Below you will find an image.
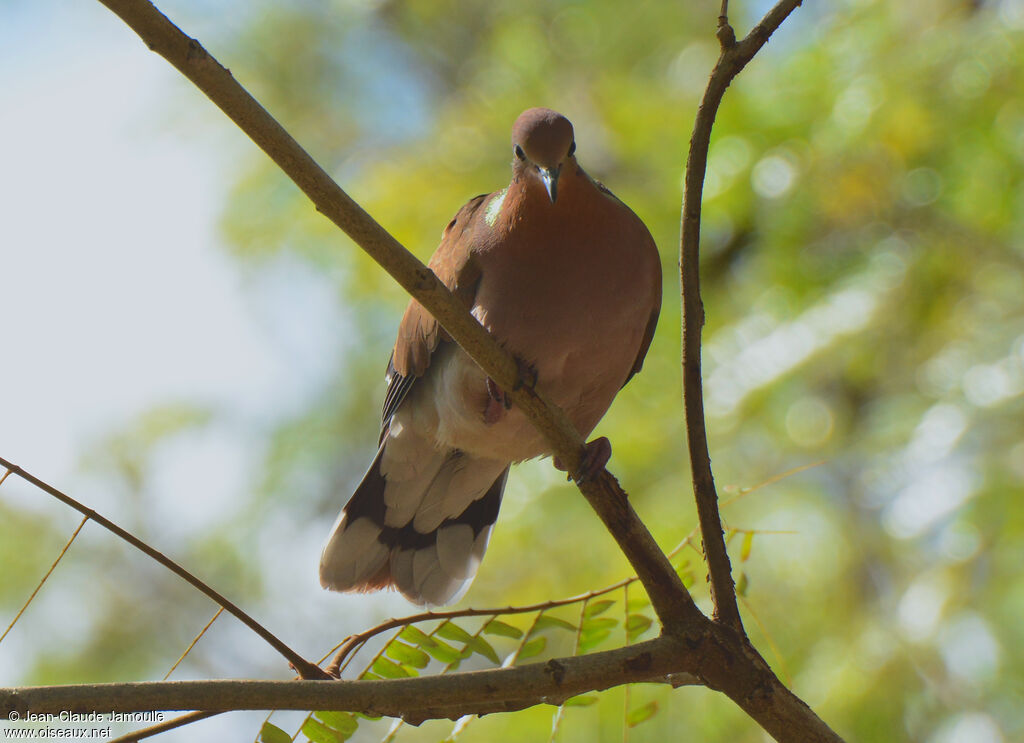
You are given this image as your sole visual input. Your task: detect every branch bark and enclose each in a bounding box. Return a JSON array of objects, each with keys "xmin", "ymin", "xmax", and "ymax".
[
  {"xmin": 2, "ymin": 632, "xmax": 842, "ymax": 742},
  {"xmin": 680, "ymin": 0, "xmax": 803, "ymax": 632}
]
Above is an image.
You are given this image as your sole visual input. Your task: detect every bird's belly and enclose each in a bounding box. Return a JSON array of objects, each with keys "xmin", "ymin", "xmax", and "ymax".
[{"xmin": 413, "ymin": 306, "xmax": 642, "ymax": 462}]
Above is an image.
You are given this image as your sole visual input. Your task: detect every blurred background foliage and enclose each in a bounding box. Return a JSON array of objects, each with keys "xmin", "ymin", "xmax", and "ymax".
[{"xmin": 2, "ymin": 0, "xmax": 1023, "ymax": 741}]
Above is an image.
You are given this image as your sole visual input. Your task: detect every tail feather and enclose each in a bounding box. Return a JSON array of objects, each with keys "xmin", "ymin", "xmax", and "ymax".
[{"xmin": 320, "ymin": 443, "xmax": 508, "ymax": 606}]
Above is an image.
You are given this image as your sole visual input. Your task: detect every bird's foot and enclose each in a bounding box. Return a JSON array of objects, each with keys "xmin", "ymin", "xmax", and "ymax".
[
  {"xmin": 511, "ymin": 356, "xmax": 539, "ymax": 391},
  {"xmin": 553, "ymin": 437, "xmax": 612, "ymax": 483},
  {"xmin": 484, "ymin": 358, "xmax": 537, "ymax": 424}
]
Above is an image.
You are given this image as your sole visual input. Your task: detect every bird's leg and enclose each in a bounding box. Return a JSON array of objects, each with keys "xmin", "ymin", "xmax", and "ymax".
[
  {"xmin": 511, "ymin": 355, "xmax": 539, "ymax": 392},
  {"xmin": 553, "ymin": 436, "xmax": 612, "ymax": 482}
]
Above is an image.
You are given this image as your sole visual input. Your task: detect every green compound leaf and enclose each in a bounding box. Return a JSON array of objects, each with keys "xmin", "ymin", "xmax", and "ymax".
[
  {"xmin": 424, "ymin": 639, "xmax": 463, "ymax": 664},
  {"xmin": 581, "ymin": 617, "xmax": 618, "ymax": 632},
  {"xmin": 578, "ymin": 629, "xmax": 612, "ymax": 653},
  {"xmin": 627, "ymin": 595, "xmax": 651, "ymax": 613},
  {"xmin": 627, "ymin": 701, "xmax": 660, "ymax": 728},
  {"xmin": 530, "ymin": 615, "xmax": 577, "ymax": 634},
  {"xmin": 436, "ymin": 621, "xmax": 474, "ymax": 645},
  {"xmin": 259, "ymin": 722, "xmax": 292, "ymax": 743},
  {"xmin": 563, "ymin": 694, "xmax": 598, "ymax": 707},
  {"xmin": 625, "ymin": 614, "xmax": 654, "ymax": 642},
  {"xmin": 372, "ymin": 657, "xmax": 414, "ymax": 678},
  {"xmin": 741, "ymin": 531, "xmax": 754, "ymax": 562},
  {"xmin": 302, "ymin": 717, "xmax": 344, "ymax": 743},
  {"xmin": 468, "ymin": 636, "xmax": 501, "ymax": 664},
  {"xmin": 314, "ymin": 711, "xmax": 358, "ymax": 737},
  {"xmin": 518, "ymin": 635, "xmax": 547, "ymax": 659},
  {"xmin": 483, "ymin": 619, "xmax": 524, "ymax": 639},
  {"xmin": 399, "ymin": 625, "xmax": 438, "ymax": 649},
  {"xmin": 385, "ymin": 640, "xmax": 431, "ymax": 669},
  {"xmin": 737, "ymin": 571, "xmax": 749, "ymax": 597},
  {"xmin": 583, "ymin": 599, "xmax": 616, "ymax": 618}
]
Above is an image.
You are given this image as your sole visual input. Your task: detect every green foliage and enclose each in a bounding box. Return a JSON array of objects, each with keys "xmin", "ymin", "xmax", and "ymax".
[
  {"xmin": 259, "ymin": 722, "xmax": 292, "ymax": 743},
  {"xmin": 627, "ymin": 701, "xmax": 659, "ymax": 728}
]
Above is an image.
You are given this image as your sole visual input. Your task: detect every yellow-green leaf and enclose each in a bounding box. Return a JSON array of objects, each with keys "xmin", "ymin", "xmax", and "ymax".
[
  {"xmin": 583, "ymin": 600, "xmax": 615, "ymax": 618},
  {"xmin": 519, "ymin": 635, "xmax": 547, "ymax": 659},
  {"xmin": 314, "ymin": 711, "xmax": 358, "ymax": 737},
  {"xmin": 627, "ymin": 701, "xmax": 659, "ymax": 727},
  {"xmin": 530, "ymin": 614, "xmax": 576, "ymax": 634},
  {"xmin": 626, "ymin": 595, "xmax": 650, "ymax": 612},
  {"xmin": 579, "ymin": 629, "xmax": 613, "ymax": 653},
  {"xmin": 302, "ymin": 717, "xmax": 343, "ymax": 743},
  {"xmin": 400, "ymin": 625, "xmax": 438, "ymax": 649},
  {"xmin": 741, "ymin": 531, "xmax": 754, "ymax": 562},
  {"xmin": 737, "ymin": 571, "xmax": 749, "ymax": 597},
  {"xmin": 385, "ymin": 640, "xmax": 430, "ymax": 669},
  {"xmin": 423, "ymin": 639, "xmax": 462, "ymax": 664},
  {"xmin": 563, "ymin": 694, "xmax": 598, "ymax": 707},
  {"xmin": 259, "ymin": 722, "xmax": 292, "ymax": 743},
  {"xmin": 581, "ymin": 617, "xmax": 618, "ymax": 632},
  {"xmin": 483, "ymin": 619, "xmax": 524, "ymax": 639},
  {"xmin": 436, "ymin": 621, "xmax": 474, "ymax": 645},
  {"xmin": 625, "ymin": 614, "xmax": 653, "ymax": 641},
  {"xmin": 467, "ymin": 635, "xmax": 501, "ymax": 664},
  {"xmin": 372, "ymin": 657, "xmax": 413, "ymax": 678}
]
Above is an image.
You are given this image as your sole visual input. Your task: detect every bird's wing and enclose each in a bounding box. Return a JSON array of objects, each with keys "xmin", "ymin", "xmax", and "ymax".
[
  {"xmin": 623, "ymin": 255, "xmax": 662, "ymax": 388},
  {"xmin": 379, "ymin": 193, "xmax": 489, "ymax": 440}
]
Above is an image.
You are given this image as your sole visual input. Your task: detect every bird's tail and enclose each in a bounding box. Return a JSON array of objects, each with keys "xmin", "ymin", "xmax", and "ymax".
[{"xmin": 319, "ymin": 442, "xmax": 509, "ymax": 606}]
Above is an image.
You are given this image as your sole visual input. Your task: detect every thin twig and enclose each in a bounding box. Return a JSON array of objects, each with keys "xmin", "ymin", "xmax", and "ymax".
[
  {"xmin": 107, "ymin": 711, "xmax": 217, "ymax": 743},
  {"xmin": 110, "ymin": 610, "xmax": 227, "ymax": 740},
  {"xmin": 326, "ymin": 527, "xmax": 703, "ymax": 677},
  {"xmin": 93, "ymin": 0, "xmax": 696, "ymax": 635},
  {"xmin": 328, "ymin": 578, "xmax": 636, "ymax": 676},
  {"xmin": 679, "ymin": 0, "xmax": 803, "ymax": 632},
  {"xmin": 721, "ymin": 460, "xmax": 824, "ymax": 507},
  {"xmin": 0, "ymin": 456, "xmax": 328, "ymax": 680},
  {"xmin": 0, "ymin": 516, "xmax": 88, "ymax": 646},
  {"xmin": 163, "ymin": 607, "xmax": 224, "ymax": 680}
]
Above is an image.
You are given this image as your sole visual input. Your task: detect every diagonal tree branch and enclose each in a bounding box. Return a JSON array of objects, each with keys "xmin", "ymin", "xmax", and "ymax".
[
  {"xmin": 0, "ymin": 457, "xmax": 328, "ymax": 680},
  {"xmin": 680, "ymin": 0, "xmax": 804, "ymax": 632},
  {"xmin": 93, "ymin": 0, "xmax": 698, "ymax": 633}
]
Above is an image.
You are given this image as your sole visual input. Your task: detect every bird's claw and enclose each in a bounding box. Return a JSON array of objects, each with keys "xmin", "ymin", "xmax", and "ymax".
[
  {"xmin": 553, "ymin": 437, "xmax": 612, "ymax": 483},
  {"xmin": 512, "ymin": 356, "xmax": 539, "ymax": 392},
  {"xmin": 484, "ymin": 357, "xmax": 537, "ymax": 424}
]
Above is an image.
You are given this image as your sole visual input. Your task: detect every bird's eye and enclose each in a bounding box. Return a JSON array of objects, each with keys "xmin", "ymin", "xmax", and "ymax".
[
  {"xmin": 514, "ymin": 144, "xmax": 526, "ymax": 161},
  {"xmin": 568, "ymin": 141, "xmax": 576, "ymax": 157}
]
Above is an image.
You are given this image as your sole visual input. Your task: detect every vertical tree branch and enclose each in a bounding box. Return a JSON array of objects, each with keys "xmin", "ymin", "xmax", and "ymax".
[{"xmin": 680, "ymin": 0, "xmax": 803, "ymax": 632}]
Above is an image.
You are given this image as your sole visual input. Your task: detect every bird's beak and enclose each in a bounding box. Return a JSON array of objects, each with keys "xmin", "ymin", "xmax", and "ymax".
[{"xmin": 539, "ymin": 166, "xmax": 560, "ymax": 204}]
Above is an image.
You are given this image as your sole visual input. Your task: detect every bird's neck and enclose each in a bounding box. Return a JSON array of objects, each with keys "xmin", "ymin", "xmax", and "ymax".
[{"xmin": 502, "ymin": 161, "xmax": 598, "ymax": 225}]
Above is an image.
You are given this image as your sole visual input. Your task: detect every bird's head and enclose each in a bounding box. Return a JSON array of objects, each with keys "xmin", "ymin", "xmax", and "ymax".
[{"xmin": 511, "ymin": 107, "xmax": 576, "ymax": 204}]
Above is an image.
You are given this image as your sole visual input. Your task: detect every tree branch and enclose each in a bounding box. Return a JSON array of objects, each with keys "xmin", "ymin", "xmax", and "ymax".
[
  {"xmin": 0, "ymin": 458, "xmax": 328, "ymax": 681},
  {"xmin": 680, "ymin": 0, "xmax": 803, "ymax": 632},
  {"xmin": 93, "ymin": 0, "xmax": 696, "ymax": 634},
  {"xmin": 1, "ymin": 632, "xmax": 843, "ymax": 742}
]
